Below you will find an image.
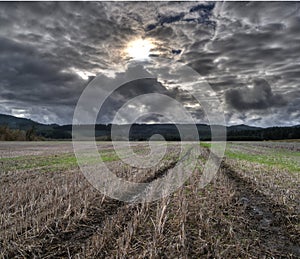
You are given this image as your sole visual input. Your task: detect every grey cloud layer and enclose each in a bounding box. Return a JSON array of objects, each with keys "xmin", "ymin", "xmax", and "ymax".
[
  {"xmin": 225, "ymin": 79, "xmax": 287, "ymax": 111},
  {"xmin": 0, "ymin": 2, "xmax": 299, "ymax": 126}
]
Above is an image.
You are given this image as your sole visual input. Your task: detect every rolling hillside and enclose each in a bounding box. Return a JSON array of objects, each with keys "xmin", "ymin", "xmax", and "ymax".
[{"xmin": 0, "ymin": 113, "xmax": 299, "ymax": 141}]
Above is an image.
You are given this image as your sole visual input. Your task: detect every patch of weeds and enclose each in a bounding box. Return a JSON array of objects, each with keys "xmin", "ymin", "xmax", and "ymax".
[{"xmin": 200, "ymin": 142, "xmax": 211, "ymax": 149}]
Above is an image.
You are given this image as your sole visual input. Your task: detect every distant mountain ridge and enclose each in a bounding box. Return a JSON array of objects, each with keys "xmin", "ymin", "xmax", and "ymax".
[{"xmin": 0, "ymin": 113, "xmax": 299, "ymax": 141}]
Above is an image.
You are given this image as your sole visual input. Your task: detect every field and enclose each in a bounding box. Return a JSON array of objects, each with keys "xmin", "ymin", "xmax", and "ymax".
[{"xmin": 0, "ymin": 141, "xmax": 299, "ymax": 258}]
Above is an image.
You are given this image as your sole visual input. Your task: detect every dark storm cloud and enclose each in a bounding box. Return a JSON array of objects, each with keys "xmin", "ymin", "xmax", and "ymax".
[
  {"xmin": 0, "ymin": 2, "xmax": 299, "ymax": 126},
  {"xmin": 98, "ymin": 78, "xmax": 169, "ymax": 123},
  {"xmin": 97, "ymin": 74, "xmax": 205, "ymax": 124},
  {"xmin": 0, "ymin": 36, "xmax": 85, "ymax": 103},
  {"xmin": 204, "ymin": 2, "xmax": 300, "ymax": 126},
  {"xmin": 0, "ymin": 1, "xmax": 216, "ymax": 124},
  {"xmin": 225, "ymin": 79, "xmax": 287, "ymax": 111},
  {"xmin": 187, "ymin": 54, "xmax": 217, "ymax": 76},
  {"xmin": 0, "ymin": 2, "xmax": 141, "ymax": 123}
]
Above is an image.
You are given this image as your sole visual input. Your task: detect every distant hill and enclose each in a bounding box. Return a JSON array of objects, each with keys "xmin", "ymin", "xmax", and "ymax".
[
  {"xmin": 0, "ymin": 113, "xmax": 299, "ymax": 141},
  {"xmin": 227, "ymin": 124, "xmax": 262, "ymax": 132},
  {"xmin": 0, "ymin": 113, "xmax": 44, "ymax": 130},
  {"xmin": 0, "ymin": 114, "xmax": 70, "ymax": 139}
]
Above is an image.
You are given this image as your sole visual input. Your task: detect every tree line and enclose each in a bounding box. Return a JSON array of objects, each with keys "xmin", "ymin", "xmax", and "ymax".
[
  {"xmin": 0, "ymin": 125, "xmax": 42, "ymax": 141},
  {"xmin": 0, "ymin": 124, "xmax": 299, "ymax": 141}
]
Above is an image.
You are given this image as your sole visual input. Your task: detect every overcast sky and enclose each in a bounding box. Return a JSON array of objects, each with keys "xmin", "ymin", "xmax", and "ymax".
[{"xmin": 0, "ymin": 2, "xmax": 299, "ymax": 127}]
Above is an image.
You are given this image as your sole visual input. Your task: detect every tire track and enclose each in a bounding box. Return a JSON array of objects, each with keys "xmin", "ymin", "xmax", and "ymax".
[
  {"xmin": 182, "ymin": 147, "xmax": 299, "ymax": 258},
  {"xmin": 220, "ymin": 162, "xmax": 300, "ymax": 258},
  {"xmin": 7, "ymin": 150, "xmax": 187, "ymax": 258}
]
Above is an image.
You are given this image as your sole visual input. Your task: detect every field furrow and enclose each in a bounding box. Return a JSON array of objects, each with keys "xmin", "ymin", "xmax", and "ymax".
[{"xmin": 221, "ymin": 163, "xmax": 300, "ymax": 257}]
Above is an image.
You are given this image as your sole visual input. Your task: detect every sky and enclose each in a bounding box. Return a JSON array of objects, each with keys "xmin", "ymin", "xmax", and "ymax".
[{"xmin": 0, "ymin": 1, "xmax": 299, "ymax": 127}]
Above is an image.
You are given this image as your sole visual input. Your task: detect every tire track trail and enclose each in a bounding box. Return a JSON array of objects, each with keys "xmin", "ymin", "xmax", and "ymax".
[
  {"xmin": 220, "ymin": 161, "xmax": 300, "ymax": 257},
  {"xmin": 182, "ymin": 147, "xmax": 299, "ymax": 258},
  {"xmin": 8, "ymin": 148, "xmax": 187, "ymax": 258}
]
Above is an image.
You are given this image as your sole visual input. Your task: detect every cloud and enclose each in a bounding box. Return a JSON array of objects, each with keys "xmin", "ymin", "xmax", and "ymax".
[
  {"xmin": 0, "ymin": 2, "xmax": 299, "ymax": 127},
  {"xmin": 225, "ymin": 78, "xmax": 287, "ymax": 111},
  {"xmin": 98, "ymin": 77, "xmax": 168, "ymax": 124},
  {"xmin": 96, "ymin": 65, "xmax": 206, "ymax": 124}
]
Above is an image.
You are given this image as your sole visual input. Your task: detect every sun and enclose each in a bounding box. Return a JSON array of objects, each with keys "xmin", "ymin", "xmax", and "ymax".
[{"xmin": 126, "ymin": 38, "xmax": 154, "ymax": 61}]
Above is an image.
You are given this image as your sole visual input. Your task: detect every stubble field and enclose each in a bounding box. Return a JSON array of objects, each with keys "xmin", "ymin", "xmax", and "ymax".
[{"xmin": 0, "ymin": 141, "xmax": 299, "ymax": 258}]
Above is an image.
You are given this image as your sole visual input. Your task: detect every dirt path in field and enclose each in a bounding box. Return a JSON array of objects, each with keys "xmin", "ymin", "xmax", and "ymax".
[
  {"xmin": 36, "ymin": 148, "xmax": 196, "ymax": 258},
  {"xmin": 181, "ymin": 147, "xmax": 299, "ymax": 258},
  {"xmin": 9, "ymin": 156, "xmax": 182, "ymax": 258},
  {"xmin": 220, "ymin": 162, "xmax": 300, "ymax": 258}
]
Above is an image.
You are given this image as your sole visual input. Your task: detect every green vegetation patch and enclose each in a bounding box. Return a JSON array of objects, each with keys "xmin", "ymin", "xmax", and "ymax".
[
  {"xmin": 225, "ymin": 149, "xmax": 300, "ymax": 173},
  {"xmin": 200, "ymin": 142, "xmax": 211, "ymax": 148},
  {"xmin": 0, "ymin": 151, "xmax": 120, "ymax": 172}
]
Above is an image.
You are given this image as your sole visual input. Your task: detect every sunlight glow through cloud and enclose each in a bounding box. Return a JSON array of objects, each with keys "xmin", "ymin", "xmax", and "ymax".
[{"xmin": 126, "ymin": 38, "xmax": 154, "ymax": 61}]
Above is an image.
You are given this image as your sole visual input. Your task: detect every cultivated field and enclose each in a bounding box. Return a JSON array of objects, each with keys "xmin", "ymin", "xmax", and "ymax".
[{"xmin": 0, "ymin": 141, "xmax": 299, "ymax": 258}]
